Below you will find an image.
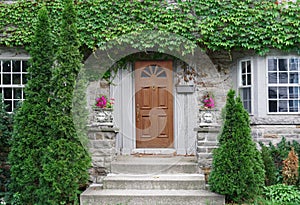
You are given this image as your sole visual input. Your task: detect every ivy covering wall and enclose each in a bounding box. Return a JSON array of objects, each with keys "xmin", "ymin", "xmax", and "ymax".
[{"xmin": 0, "ymin": 0, "xmax": 300, "ymax": 55}]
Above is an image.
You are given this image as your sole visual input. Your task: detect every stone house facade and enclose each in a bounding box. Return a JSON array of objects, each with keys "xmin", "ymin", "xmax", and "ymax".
[{"xmin": 1, "ymin": 46, "xmax": 300, "ymax": 182}]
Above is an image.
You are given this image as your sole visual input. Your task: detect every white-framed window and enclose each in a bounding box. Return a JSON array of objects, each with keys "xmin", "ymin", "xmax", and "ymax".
[
  {"xmin": 267, "ymin": 57, "xmax": 300, "ymax": 113},
  {"xmin": 239, "ymin": 59, "xmax": 252, "ymax": 113},
  {"xmin": 0, "ymin": 59, "xmax": 29, "ymax": 112}
]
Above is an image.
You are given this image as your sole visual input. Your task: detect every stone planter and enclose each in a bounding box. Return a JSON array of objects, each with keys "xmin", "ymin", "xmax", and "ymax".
[
  {"xmin": 199, "ymin": 109, "xmax": 218, "ymax": 127},
  {"xmin": 93, "ymin": 108, "xmax": 114, "ymax": 127}
]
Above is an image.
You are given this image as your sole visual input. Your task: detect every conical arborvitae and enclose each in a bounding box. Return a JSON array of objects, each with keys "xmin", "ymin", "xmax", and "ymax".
[
  {"xmin": 8, "ymin": 7, "xmax": 54, "ymax": 204},
  {"xmin": 209, "ymin": 89, "xmax": 265, "ymax": 203},
  {"xmin": 40, "ymin": 0, "xmax": 91, "ymax": 204},
  {"xmin": 0, "ymin": 96, "xmax": 12, "ymax": 196}
]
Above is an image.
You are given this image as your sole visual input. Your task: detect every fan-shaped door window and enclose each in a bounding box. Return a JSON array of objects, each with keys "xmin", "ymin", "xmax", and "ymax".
[{"xmin": 141, "ymin": 65, "xmax": 167, "ymax": 78}]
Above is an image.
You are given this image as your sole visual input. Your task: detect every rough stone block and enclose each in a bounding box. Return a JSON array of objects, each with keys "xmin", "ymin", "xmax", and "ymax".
[
  {"xmin": 95, "ymin": 132, "xmax": 104, "ymax": 140},
  {"xmin": 263, "ymin": 134, "xmax": 278, "ymax": 138},
  {"xmin": 88, "ymin": 133, "xmax": 96, "ymax": 140},
  {"xmin": 197, "ymin": 153, "xmax": 212, "ymax": 159},
  {"xmin": 93, "ymin": 140, "xmax": 112, "ymax": 149},
  {"xmin": 197, "ymin": 133, "xmax": 205, "ymax": 141},
  {"xmin": 198, "ymin": 141, "xmax": 218, "ymax": 146},
  {"xmin": 197, "ymin": 147, "xmax": 207, "ymax": 153},
  {"xmin": 104, "ymin": 132, "xmax": 115, "ymax": 140},
  {"xmin": 207, "ymin": 135, "xmax": 217, "ymax": 141}
]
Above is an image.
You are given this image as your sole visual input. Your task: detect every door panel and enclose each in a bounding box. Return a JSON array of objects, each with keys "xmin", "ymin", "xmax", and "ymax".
[{"xmin": 135, "ymin": 61, "xmax": 173, "ymax": 148}]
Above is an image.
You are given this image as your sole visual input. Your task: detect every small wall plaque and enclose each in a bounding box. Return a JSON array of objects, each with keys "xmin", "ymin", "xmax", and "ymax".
[{"xmin": 176, "ymin": 84, "xmax": 195, "ymax": 94}]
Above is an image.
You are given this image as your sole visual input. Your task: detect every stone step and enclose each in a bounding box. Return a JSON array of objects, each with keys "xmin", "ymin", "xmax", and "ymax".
[
  {"xmin": 103, "ymin": 174, "xmax": 206, "ymax": 190},
  {"xmin": 111, "ymin": 156, "xmax": 198, "ymax": 174},
  {"xmin": 80, "ymin": 189, "xmax": 225, "ymax": 205}
]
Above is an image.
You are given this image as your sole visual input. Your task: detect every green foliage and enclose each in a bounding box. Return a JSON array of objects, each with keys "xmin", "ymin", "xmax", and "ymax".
[
  {"xmin": 263, "ymin": 184, "xmax": 300, "ymax": 204},
  {"xmin": 0, "ymin": 96, "xmax": 12, "ymax": 195},
  {"xmin": 0, "ymin": 0, "xmax": 300, "ymax": 55},
  {"xmin": 266, "ymin": 137, "xmax": 300, "ymax": 184},
  {"xmin": 260, "ymin": 143, "xmax": 277, "ymax": 186},
  {"xmin": 209, "ymin": 89, "xmax": 265, "ymax": 203},
  {"xmin": 9, "ymin": 2, "xmax": 91, "ymax": 204},
  {"xmin": 42, "ymin": 0, "xmax": 91, "ymax": 204},
  {"xmin": 8, "ymin": 6, "xmax": 55, "ymax": 204}
]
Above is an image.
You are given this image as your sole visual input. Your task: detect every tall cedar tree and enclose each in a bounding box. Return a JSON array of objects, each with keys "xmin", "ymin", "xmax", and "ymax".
[
  {"xmin": 0, "ymin": 96, "xmax": 12, "ymax": 195},
  {"xmin": 39, "ymin": 0, "xmax": 90, "ymax": 204},
  {"xmin": 209, "ymin": 89, "xmax": 265, "ymax": 203},
  {"xmin": 8, "ymin": 7, "xmax": 54, "ymax": 204}
]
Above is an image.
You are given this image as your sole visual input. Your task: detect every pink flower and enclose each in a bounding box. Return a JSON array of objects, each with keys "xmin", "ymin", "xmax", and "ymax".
[
  {"xmin": 202, "ymin": 93, "xmax": 215, "ymax": 109},
  {"xmin": 95, "ymin": 95, "xmax": 114, "ymax": 108}
]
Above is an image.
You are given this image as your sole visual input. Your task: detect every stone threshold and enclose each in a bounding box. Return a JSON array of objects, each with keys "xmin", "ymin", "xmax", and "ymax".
[{"xmin": 132, "ymin": 148, "xmax": 176, "ymax": 156}]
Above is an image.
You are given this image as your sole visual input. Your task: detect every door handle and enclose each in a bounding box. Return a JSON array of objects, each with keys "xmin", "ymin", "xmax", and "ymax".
[{"xmin": 136, "ymin": 104, "xmax": 140, "ymax": 122}]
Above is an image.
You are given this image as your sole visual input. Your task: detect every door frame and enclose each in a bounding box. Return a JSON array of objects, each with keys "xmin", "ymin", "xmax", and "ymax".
[{"xmin": 112, "ymin": 60, "xmax": 196, "ymax": 155}]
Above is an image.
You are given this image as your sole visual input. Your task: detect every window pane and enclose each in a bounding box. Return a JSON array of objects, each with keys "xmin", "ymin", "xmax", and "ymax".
[
  {"xmin": 3, "ymin": 61, "xmax": 11, "ymax": 72},
  {"xmin": 279, "ymin": 100, "xmax": 288, "ymax": 112},
  {"xmin": 269, "ymin": 87, "xmax": 277, "ymax": 99},
  {"xmin": 241, "ymin": 62, "xmax": 246, "ymax": 73},
  {"xmin": 14, "ymin": 88, "xmax": 22, "ymax": 99},
  {"xmin": 240, "ymin": 87, "xmax": 251, "ymax": 113},
  {"xmin": 22, "ymin": 61, "xmax": 29, "ymax": 72},
  {"xmin": 290, "ymin": 72, "xmax": 298, "ymax": 83},
  {"xmin": 242, "ymin": 87, "xmax": 251, "ymax": 100},
  {"xmin": 279, "ymin": 87, "xmax": 288, "ymax": 99},
  {"xmin": 289, "ymin": 87, "xmax": 299, "ymax": 99},
  {"xmin": 14, "ymin": 100, "xmax": 22, "ymax": 110},
  {"xmin": 4, "ymin": 100, "xmax": 12, "ymax": 112},
  {"xmin": 279, "ymin": 72, "xmax": 288, "ymax": 83},
  {"xmin": 4, "ymin": 88, "xmax": 12, "ymax": 99},
  {"xmin": 279, "ymin": 59, "xmax": 288, "ymax": 71},
  {"xmin": 13, "ymin": 74, "xmax": 21, "ymax": 84},
  {"xmin": 12, "ymin": 61, "xmax": 21, "ymax": 72},
  {"xmin": 268, "ymin": 73, "xmax": 277, "ymax": 83},
  {"xmin": 290, "ymin": 58, "xmax": 299, "ymax": 71},
  {"xmin": 22, "ymin": 74, "xmax": 27, "ymax": 84},
  {"xmin": 242, "ymin": 74, "xmax": 246, "ymax": 85},
  {"xmin": 3, "ymin": 74, "xmax": 11, "ymax": 84},
  {"xmin": 269, "ymin": 100, "xmax": 277, "ymax": 112},
  {"xmin": 247, "ymin": 74, "xmax": 251, "ymax": 85},
  {"xmin": 268, "ymin": 59, "xmax": 277, "ymax": 71},
  {"xmin": 247, "ymin": 61, "xmax": 251, "ymax": 73},
  {"xmin": 289, "ymin": 100, "xmax": 298, "ymax": 112}
]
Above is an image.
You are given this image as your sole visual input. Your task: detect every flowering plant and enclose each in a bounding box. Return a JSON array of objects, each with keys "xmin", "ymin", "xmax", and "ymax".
[
  {"xmin": 202, "ymin": 92, "xmax": 215, "ymax": 109},
  {"xmin": 95, "ymin": 95, "xmax": 114, "ymax": 109}
]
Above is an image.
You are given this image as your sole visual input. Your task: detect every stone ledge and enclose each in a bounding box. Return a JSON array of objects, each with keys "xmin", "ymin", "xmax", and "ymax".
[
  {"xmin": 194, "ymin": 126, "xmax": 221, "ymax": 133},
  {"xmin": 87, "ymin": 125, "xmax": 119, "ymax": 133}
]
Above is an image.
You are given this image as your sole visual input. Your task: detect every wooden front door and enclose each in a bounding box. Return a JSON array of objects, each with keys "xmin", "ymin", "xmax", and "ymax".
[{"xmin": 135, "ymin": 61, "xmax": 173, "ymax": 148}]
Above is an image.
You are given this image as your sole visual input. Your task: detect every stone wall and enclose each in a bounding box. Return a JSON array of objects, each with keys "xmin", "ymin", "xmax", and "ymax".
[
  {"xmin": 195, "ymin": 126, "xmax": 220, "ymax": 170},
  {"xmin": 87, "ymin": 126, "xmax": 118, "ymax": 184},
  {"xmin": 252, "ymin": 125, "xmax": 300, "ymax": 146}
]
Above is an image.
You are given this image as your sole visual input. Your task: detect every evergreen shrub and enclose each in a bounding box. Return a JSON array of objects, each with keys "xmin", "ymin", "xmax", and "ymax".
[
  {"xmin": 39, "ymin": 0, "xmax": 91, "ymax": 204},
  {"xmin": 0, "ymin": 96, "xmax": 12, "ymax": 197},
  {"xmin": 9, "ymin": 1, "xmax": 91, "ymax": 204},
  {"xmin": 209, "ymin": 89, "xmax": 265, "ymax": 203},
  {"xmin": 267, "ymin": 137, "xmax": 300, "ymax": 184},
  {"xmin": 8, "ymin": 6, "xmax": 55, "ymax": 204},
  {"xmin": 260, "ymin": 143, "xmax": 277, "ymax": 186}
]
